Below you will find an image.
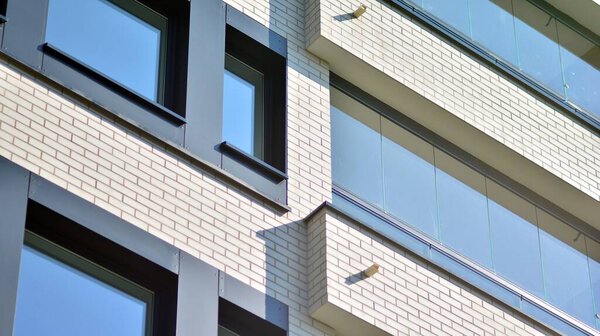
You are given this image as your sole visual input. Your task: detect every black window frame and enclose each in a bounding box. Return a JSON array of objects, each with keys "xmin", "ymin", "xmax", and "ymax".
[
  {"xmin": 1, "ymin": 0, "xmax": 289, "ymax": 208},
  {"xmin": 2, "ymin": 0, "xmax": 190, "ymax": 143},
  {"xmin": 44, "ymin": 0, "xmax": 170, "ymax": 105},
  {"xmin": 222, "ymin": 23, "xmax": 287, "ymax": 173},
  {"xmin": 215, "ymin": 5, "xmax": 288, "ymax": 204},
  {"xmin": 0, "ymin": 156, "xmax": 290, "ymax": 336},
  {"xmin": 20, "ymin": 202, "xmax": 178, "ymax": 336}
]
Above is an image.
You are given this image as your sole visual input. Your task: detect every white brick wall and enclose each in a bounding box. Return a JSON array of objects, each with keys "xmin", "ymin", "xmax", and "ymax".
[
  {"xmin": 310, "ymin": 0, "xmax": 600, "ymax": 202},
  {"xmin": 307, "ymin": 208, "xmax": 556, "ymax": 336},
  {"xmin": 0, "ymin": 1, "xmax": 332, "ymax": 334},
  {"xmin": 1, "ymin": 0, "xmax": 598, "ymax": 335}
]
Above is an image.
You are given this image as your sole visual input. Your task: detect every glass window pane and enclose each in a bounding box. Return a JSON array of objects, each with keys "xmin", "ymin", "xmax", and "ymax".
[
  {"xmin": 46, "ymin": 0, "xmax": 164, "ymax": 101},
  {"xmin": 538, "ymin": 210, "xmax": 595, "ymax": 325},
  {"xmin": 557, "ymin": 22, "xmax": 600, "ymax": 118},
  {"xmin": 435, "ymin": 149, "xmax": 492, "ymax": 268},
  {"xmin": 331, "ymin": 88, "xmax": 384, "ymax": 208},
  {"xmin": 470, "ymin": 0, "xmax": 518, "ymax": 64},
  {"xmin": 381, "ymin": 118, "xmax": 438, "ymax": 238},
  {"xmin": 223, "ymin": 55, "xmax": 265, "ymax": 158},
  {"xmin": 486, "ymin": 180, "xmax": 544, "ymax": 297},
  {"xmin": 423, "ymin": 0, "xmax": 471, "ymax": 37},
  {"xmin": 587, "ymin": 237, "xmax": 600, "ymax": 330},
  {"xmin": 14, "ymin": 245, "xmax": 148, "ymax": 336},
  {"xmin": 513, "ymin": 0, "xmax": 564, "ymax": 96}
]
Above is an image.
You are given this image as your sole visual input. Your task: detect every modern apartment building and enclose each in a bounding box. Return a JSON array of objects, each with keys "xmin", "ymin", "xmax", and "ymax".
[{"xmin": 0, "ymin": 0, "xmax": 598, "ymax": 335}]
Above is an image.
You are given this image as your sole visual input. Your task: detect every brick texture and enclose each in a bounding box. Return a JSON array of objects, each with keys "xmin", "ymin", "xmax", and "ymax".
[
  {"xmin": 0, "ymin": 0, "xmax": 597, "ymax": 335},
  {"xmin": 307, "ymin": 208, "xmax": 555, "ymax": 336},
  {"xmin": 312, "ymin": 0, "xmax": 600, "ymax": 201}
]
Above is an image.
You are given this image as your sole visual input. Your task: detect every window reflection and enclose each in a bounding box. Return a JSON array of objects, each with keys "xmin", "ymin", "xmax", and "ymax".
[
  {"xmin": 487, "ymin": 180, "xmax": 544, "ymax": 297},
  {"xmin": 470, "ymin": 0, "xmax": 518, "ymax": 64},
  {"xmin": 586, "ymin": 237, "xmax": 600, "ymax": 330},
  {"xmin": 381, "ymin": 119, "xmax": 437, "ymax": 238},
  {"xmin": 423, "ymin": 0, "xmax": 471, "ymax": 37},
  {"xmin": 14, "ymin": 244, "xmax": 149, "ymax": 336},
  {"xmin": 557, "ymin": 22, "xmax": 600, "ymax": 118},
  {"xmin": 331, "ymin": 88, "xmax": 384, "ymax": 208},
  {"xmin": 223, "ymin": 54, "xmax": 265, "ymax": 158},
  {"xmin": 435, "ymin": 149, "xmax": 492, "ymax": 268},
  {"xmin": 46, "ymin": 0, "xmax": 165, "ymax": 102},
  {"xmin": 513, "ymin": 0, "xmax": 564, "ymax": 96},
  {"xmin": 538, "ymin": 210, "xmax": 595, "ymax": 326}
]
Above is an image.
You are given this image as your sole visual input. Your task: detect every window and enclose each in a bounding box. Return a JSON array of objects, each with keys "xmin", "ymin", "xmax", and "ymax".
[
  {"xmin": 0, "ymin": 159, "xmax": 291, "ymax": 336},
  {"xmin": 223, "ymin": 53, "xmax": 265, "ymax": 159},
  {"xmin": 45, "ymin": 0, "xmax": 167, "ymax": 103},
  {"xmin": 13, "ymin": 202, "xmax": 178, "ymax": 336},
  {"xmin": 15, "ymin": 232, "xmax": 153, "ymax": 336},
  {"xmin": 331, "ymin": 80, "xmax": 600, "ymax": 331},
  {"xmin": 397, "ymin": 0, "xmax": 600, "ymax": 126},
  {"xmin": 221, "ymin": 24, "xmax": 287, "ymax": 175},
  {"xmin": 1, "ymin": 0, "xmax": 190, "ymax": 135}
]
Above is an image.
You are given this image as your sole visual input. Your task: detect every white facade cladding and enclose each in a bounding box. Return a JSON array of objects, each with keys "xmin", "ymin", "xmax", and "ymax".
[{"xmin": 0, "ymin": 0, "xmax": 598, "ymax": 335}]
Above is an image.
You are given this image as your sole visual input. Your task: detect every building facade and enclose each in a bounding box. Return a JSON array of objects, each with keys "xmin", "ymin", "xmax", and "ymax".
[{"xmin": 0, "ymin": 0, "xmax": 598, "ymax": 335}]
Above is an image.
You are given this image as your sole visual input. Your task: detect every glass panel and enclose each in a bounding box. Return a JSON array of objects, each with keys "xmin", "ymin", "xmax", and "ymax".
[
  {"xmin": 513, "ymin": 0, "xmax": 564, "ymax": 96},
  {"xmin": 435, "ymin": 149, "xmax": 492, "ymax": 268},
  {"xmin": 486, "ymin": 180, "xmax": 544, "ymax": 297},
  {"xmin": 538, "ymin": 209, "xmax": 595, "ymax": 325},
  {"xmin": 381, "ymin": 118, "xmax": 438, "ymax": 238},
  {"xmin": 587, "ymin": 237, "xmax": 600, "ymax": 330},
  {"xmin": 46, "ymin": 0, "xmax": 163, "ymax": 101},
  {"xmin": 223, "ymin": 55, "xmax": 265, "ymax": 158},
  {"xmin": 423, "ymin": 0, "xmax": 471, "ymax": 37},
  {"xmin": 14, "ymin": 245, "xmax": 148, "ymax": 336},
  {"xmin": 557, "ymin": 22, "xmax": 600, "ymax": 118},
  {"xmin": 331, "ymin": 88, "xmax": 384, "ymax": 208},
  {"xmin": 470, "ymin": 0, "xmax": 518, "ymax": 64}
]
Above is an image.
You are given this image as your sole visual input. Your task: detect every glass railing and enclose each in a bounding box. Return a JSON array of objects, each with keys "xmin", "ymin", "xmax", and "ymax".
[
  {"xmin": 331, "ymin": 87, "xmax": 600, "ymax": 331},
  {"xmin": 400, "ymin": 0, "xmax": 600, "ymax": 124}
]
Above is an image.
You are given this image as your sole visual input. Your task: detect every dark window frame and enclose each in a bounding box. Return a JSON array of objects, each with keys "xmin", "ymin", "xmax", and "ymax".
[
  {"xmin": 2, "ymin": 0, "xmax": 289, "ymax": 208},
  {"xmin": 223, "ymin": 23, "xmax": 287, "ymax": 173},
  {"xmin": 2, "ymin": 0, "xmax": 190, "ymax": 144},
  {"xmin": 21, "ymin": 203, "xmax": 178, "ymax": 336},
  {"xmin": 0, "ymin": 156, "xmax": 290, "ymax": 336},
  {"xmin": 224, "ymin": 53, "xmax": 266, "ymax": 160},
  {"xmin": 211, "ymin": 5, "xmax": 288, "ymax": 204},
  {"xmin": 45, "ymin": 0, "xmax": 170, "ymax": 105}
]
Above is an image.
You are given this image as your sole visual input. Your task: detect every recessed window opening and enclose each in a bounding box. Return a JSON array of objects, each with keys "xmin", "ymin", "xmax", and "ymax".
[
  {"xmin": 45, "ymin": 0, "xmax": 168, "ymax": 103},
  {"xmin": 14, "ymin": 231, "xmax": 154, "ymax": 336},
  {"xmin": 223, "ymin": 53, "xmax": 265, "ymax": 159}
]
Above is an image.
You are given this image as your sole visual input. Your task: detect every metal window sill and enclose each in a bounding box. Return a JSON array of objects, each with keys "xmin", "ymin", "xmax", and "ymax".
[
  {"xmin": 219, "ymin": 141, "xmax": 288, "ymax": 182},
  {"xmin": 42, "ymin": 43, "xmax": 186, "ymax": 126}
]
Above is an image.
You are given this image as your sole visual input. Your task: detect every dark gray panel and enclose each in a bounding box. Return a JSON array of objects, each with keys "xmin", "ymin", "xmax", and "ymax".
[
  {"xmin": 42, "ymin": 55, "xmax": 184, "ymax": 145},
  {"xmin": 225, "ymin": 5, "xmax": 286, "ymax": 57},
  {"xmin": 176, "ymin": 252, "xmax": 219, "ymax": 336},
  {"xmin": 222, "ymin": 154, "xmax": 287, "ymax": 204},
  {"xmin": 28, "ymin": 175, "xmax": 180, "ymax": 273},
  {"xmin": 2, "ymin": 0, "xmax": 46, "ymax": 69},
  {"xmin": 184, "ymin": 0, "xmax": 224, "ymax": 166},
  {"xmin": 219, "ymin": 271, "xmax": 289, "ymax": 331},
  {"xmin": 0, "ymin": 157, "xmax": 29, "ymax": 336}
]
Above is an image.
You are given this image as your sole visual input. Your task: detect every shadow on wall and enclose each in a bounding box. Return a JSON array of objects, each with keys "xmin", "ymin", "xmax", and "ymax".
[{"xmin": 256, "ymin": 220, "xmax": 306, "ymax": 331}]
